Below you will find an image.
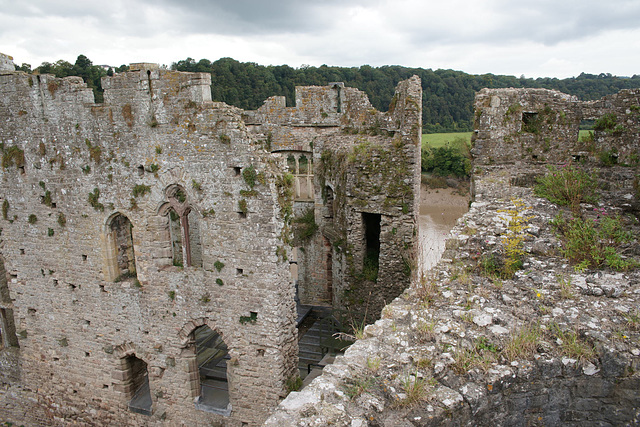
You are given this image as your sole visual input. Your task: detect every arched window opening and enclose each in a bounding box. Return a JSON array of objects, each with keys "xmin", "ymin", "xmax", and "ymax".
[
  {"xmin": 161, "ymin": 185, "xmax": 202, "ymax": 268},
  {"xmin": 298, "ymin": 155, "xmax": 308, "ymax": 174},
  {"xmin": 193, "ymin": 326, "xmax": 230, "ymax": 413},
  {"xmin": 110, "ymin": 214, "xmax": 136, "ymax": 280},
  {"xmin": 123, "ymin": 354, "xmax": 152, "ymax": 415},
  {"xmin": 287, "ymin": 154, "xmax": 297, "ymax": 173},
  {"xmin": 103, "ymin": 213, "xmax": 137, "ymax": 282},
  {"xmin": 168, "ymin": 208, "xmax": 184, "ymax": 267}
]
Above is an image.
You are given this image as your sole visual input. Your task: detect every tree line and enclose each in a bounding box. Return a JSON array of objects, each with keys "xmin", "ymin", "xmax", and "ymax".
[{"xmin": 17, "ymin": 55, "xmax": 640, "ymax": 133}]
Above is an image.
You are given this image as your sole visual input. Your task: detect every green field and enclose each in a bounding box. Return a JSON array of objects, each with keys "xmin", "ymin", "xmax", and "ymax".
[
  {"xmin": 422, "ymin": 132, "xmax": 471, "ymax": 149},
  {"xmin": 422, "ymin": 130, "xmax": 594, "ymax": 149}
]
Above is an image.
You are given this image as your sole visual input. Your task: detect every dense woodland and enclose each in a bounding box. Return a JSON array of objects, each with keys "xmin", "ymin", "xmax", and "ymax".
[{"xmin": 19, "ymin": 55, "xmax": 640, "ymax": 133}]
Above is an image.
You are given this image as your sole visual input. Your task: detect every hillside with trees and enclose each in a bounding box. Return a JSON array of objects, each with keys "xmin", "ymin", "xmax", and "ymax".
[{"xmin": 20, "ymin": 55, "xmax": 640, "ymax": 133}]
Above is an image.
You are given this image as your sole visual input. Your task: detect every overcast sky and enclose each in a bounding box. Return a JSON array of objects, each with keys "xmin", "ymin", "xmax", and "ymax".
[{"xmin": 1, "ymin": 0, "xmax": 639, "ymax": 79}]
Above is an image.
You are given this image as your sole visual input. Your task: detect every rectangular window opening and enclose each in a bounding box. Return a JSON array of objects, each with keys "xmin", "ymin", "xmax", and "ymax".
[{"xmin": 362, "ymin": 213, "xmax": 381, "ymax": 283}]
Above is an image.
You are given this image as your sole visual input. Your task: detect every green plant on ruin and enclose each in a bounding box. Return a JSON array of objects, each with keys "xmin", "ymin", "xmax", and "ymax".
[
  {"xmin": 598, "ymin": 148, "xmax": 618, "ymax": 166},
  {"xmin": 28, "ymin": 214, "xmax": 37, "ymax": 224},
  {"xmin": 497, "ymin": 198, "xmax": 533, "ymax": 278},
  {"xmin": 397, "ymin": 373, "xmax": 431, "ymax": 407},
  {"xmin": 149, "ymin": 115, "xmax": 158, "ymax": 128},
  {"xmin": 202, "ymin": 208, "xmax": 215, "ymax": 218},
  {"xmin": 549, "ymin": 324, "xmax": 596, "ymax": 362},
  {"xmin": 342, "ymin": 376, "xmax": 375, "ymax": 400},
  {"xmin": 416, "ymin": 320, "xmax": 437, "ymax": 342},
  {"xmin": 2, "ymin": 145, "xmax": 25, "ymax": 169},
  {"xmin": 47, "ymin": 228, "xmax": 54, "ymax": 237},
  {"xmin": 88, "ymin": 188, "xmax": 104, "ymax": 212},
  {"xmin": 238, "ymin": 199, "xmax": 248, "ymax": 215},
  {"xmin": 275, "ymin": 172, "xmax": 295, "ymax": 251},
  {"xmin": 132, "ymin": 184, "xmax": 151, "ymax": 198},
  {"xmin": 503, "ymin": 323, "xmax": 542, "ymax": 361},
  {"xmin": 167, "ymin": 290, "xmax": 176, "ymax": 300},
  {"xmin": 293, "ymin": 209, "xmax": 318, "ymax": 242},
  {"xmin": 216, "ymin": 278, "xmax": 224, "ymax": 286},
  {"xmin": 214, "ymin": 260, "xmax": 225, "ymax": 272},
  {"xmin": 219, "ymin": 134, "xmax": 231, "ymax": 144},
  {"xmin": 451, "ymin": 338, "xmax": 498, "ymax": 374},
  {"xmin": 200, "ymin": 292, "xmax": 211, "ymax": 303},
  {"xmin": 623, "ymin": 310, "xmax": 640, "ymax": 331},
  {"xmin": 551, "ymin": 212, "xmax": 638, "ymax": 271},
  {"xmin": 148, "ymin": 164, "xmax": 159, "ymax": 174},
  {"xmin": 82, "ymin": 165, "xmax": 91, "ymax": 174},
  {"xmin": 41, "ymin": 190, "xmax": 52, "ymax": 207},
  {"xmin": 557, "ymin": 274, "xmax": 575, "ymax": 299},
  {"xmin": 285, "ymin": 375, "xmax": 303, "ymax": 393},
  {"xmin": 85, "ymin": 139, "xmax": 102, "ymax": 164},
  {"xmin": 191, "ymin": 179, "xmax": 202, "ymax": 191},
  {"xmin": 2, "ymin": 200, "xmax": 9, "ymax": 220},
  {"xmin": 594, "ymin": 113, "xmax": 618, "ymax": 132},
  {"xmin": 534, "ymin": 162, "xmax": 598, "ymax": 214},
  {"xmin": 239, "ymin": 312, "xmax": 257, "ymax": 324},
  {"xmin": 366, "ymin": 356, "xmax": 381, "ymax": 373},
  {"xmin": 415, "ymin": 275, "xmax": 439, "ymax": 306},
  {"xmin": 155, "ymin": 145, "xmax": 163, "ymax": 154},
  {"xmin": 242, "ymin": 164, "xmax": 258, "ymax": 189},
  {"xmin": 361, "ymin": 250, "xmax": 379, "ymax": 283},
  {"xmin": 57, "ymin": 213, "xmax": 66, "ymax": 227}
]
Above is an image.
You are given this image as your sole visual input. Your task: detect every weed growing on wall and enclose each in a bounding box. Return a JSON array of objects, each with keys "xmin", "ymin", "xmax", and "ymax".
[
  {"xmin": 551, "ymin": 212, "xmax": 638, "ymax": 271},
  {"xmin": 132, "ymin": 184, "xmax": 151, "ymax": 198},
  {"xmin": 88, "ymin": 188, "xmax": 104, "ymax": 211},
  {"xmin": 2, "ymin": 145, "xmax": 25, "ymax": 169},
  {"xmin": 498, "ymin": 199, "xmax": 533, "ymax": 278},
  {"xmin": 534, "ymin": 162, "xmax": 598, "ymax": 213},
  {"xmin": 293, "ymin": 209, "xmax": 318, "ymax": 242}
]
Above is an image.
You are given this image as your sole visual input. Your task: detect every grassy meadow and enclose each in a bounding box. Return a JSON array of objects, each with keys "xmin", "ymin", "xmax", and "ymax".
[{"xmin": 422, "ymin": 130, "xmax": 594, "ymax": 149}]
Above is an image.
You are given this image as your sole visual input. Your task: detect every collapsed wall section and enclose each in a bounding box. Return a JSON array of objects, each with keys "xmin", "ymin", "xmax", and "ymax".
[
  {"xmin": 0, "ymin": 65, "xmax": 297, "ymax": 426},
  {"xmin": 265, "ymin": 87, "xmax": 640, "ymax": 426},
  {"xmin": 245, "ymin": 76, "xmax": 422, "ymax": 324}
]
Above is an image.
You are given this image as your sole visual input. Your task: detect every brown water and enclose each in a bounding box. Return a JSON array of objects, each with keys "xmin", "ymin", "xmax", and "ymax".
[{"xmin": 419, "ymin": 187, "xmax": 469, "ymax": 273}]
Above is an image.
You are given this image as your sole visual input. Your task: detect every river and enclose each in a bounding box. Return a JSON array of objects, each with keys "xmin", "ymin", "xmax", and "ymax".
[{"xmin": 418, "ymin": 186, "xmax": 469, "ymax": 273}]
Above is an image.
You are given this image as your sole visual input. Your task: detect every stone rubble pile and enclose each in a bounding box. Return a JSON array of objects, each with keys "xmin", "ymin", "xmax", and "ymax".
[{"xmin": 265, "ymin": 167, "xmax": 640, "ymax": 426}]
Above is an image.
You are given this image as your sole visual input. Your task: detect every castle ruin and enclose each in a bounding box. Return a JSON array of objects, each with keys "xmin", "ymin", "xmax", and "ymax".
[{"xmin": 0, "ymin": 56, "xmax": 422, "ymax": 426}]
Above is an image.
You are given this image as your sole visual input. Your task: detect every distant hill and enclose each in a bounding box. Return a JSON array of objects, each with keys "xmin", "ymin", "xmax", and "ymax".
[{"xmin": 27, "ymin": 55, "xmax": 640, "ymax": 133}]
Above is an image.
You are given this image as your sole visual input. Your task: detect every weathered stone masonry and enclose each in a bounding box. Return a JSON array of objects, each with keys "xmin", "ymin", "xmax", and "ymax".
[
  {"xmin": 265, "ymin": 88, "xmax": 640, "ymax": 426},
  {"xmin": 0, "ymin": 57, "xmax": 421, "ymax": 426}
]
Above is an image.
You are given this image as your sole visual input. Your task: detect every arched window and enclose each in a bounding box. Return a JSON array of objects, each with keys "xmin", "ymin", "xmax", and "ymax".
[
  {"xmin": 189, "ymin": 325, "xmax": 231, "ymax": 414},
  {"xmin": 160, "ymin": 185, "xmax": 203, "ymax": 268},
  {"xmin": 103, "ymin": 213, "xmax": 137, "ymax": 282},
  {"xmin": 121, "ymin": 354, "xmax": 152, "ymax": 415}
]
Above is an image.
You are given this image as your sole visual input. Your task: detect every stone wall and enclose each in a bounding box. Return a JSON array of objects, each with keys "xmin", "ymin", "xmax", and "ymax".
[
  {"xmin": 0, "ymin": 65, "xmax": 297, "ymax": 426},
  {"xmin": 265, "ymin": 88, "xmax": 640, "ymax": 426},
  {"xmin": 0, "ymin": 62, "xmax": 422, "ymax": 426},
  {"xmin": 472, "ymin": 87, "xmax": 640, "ymax": 167}
]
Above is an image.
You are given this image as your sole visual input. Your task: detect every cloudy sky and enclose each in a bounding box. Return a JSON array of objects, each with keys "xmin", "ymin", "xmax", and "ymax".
[{"xmin": 1, "ymin": 0, "xmax": 639, "ymax": 78}]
